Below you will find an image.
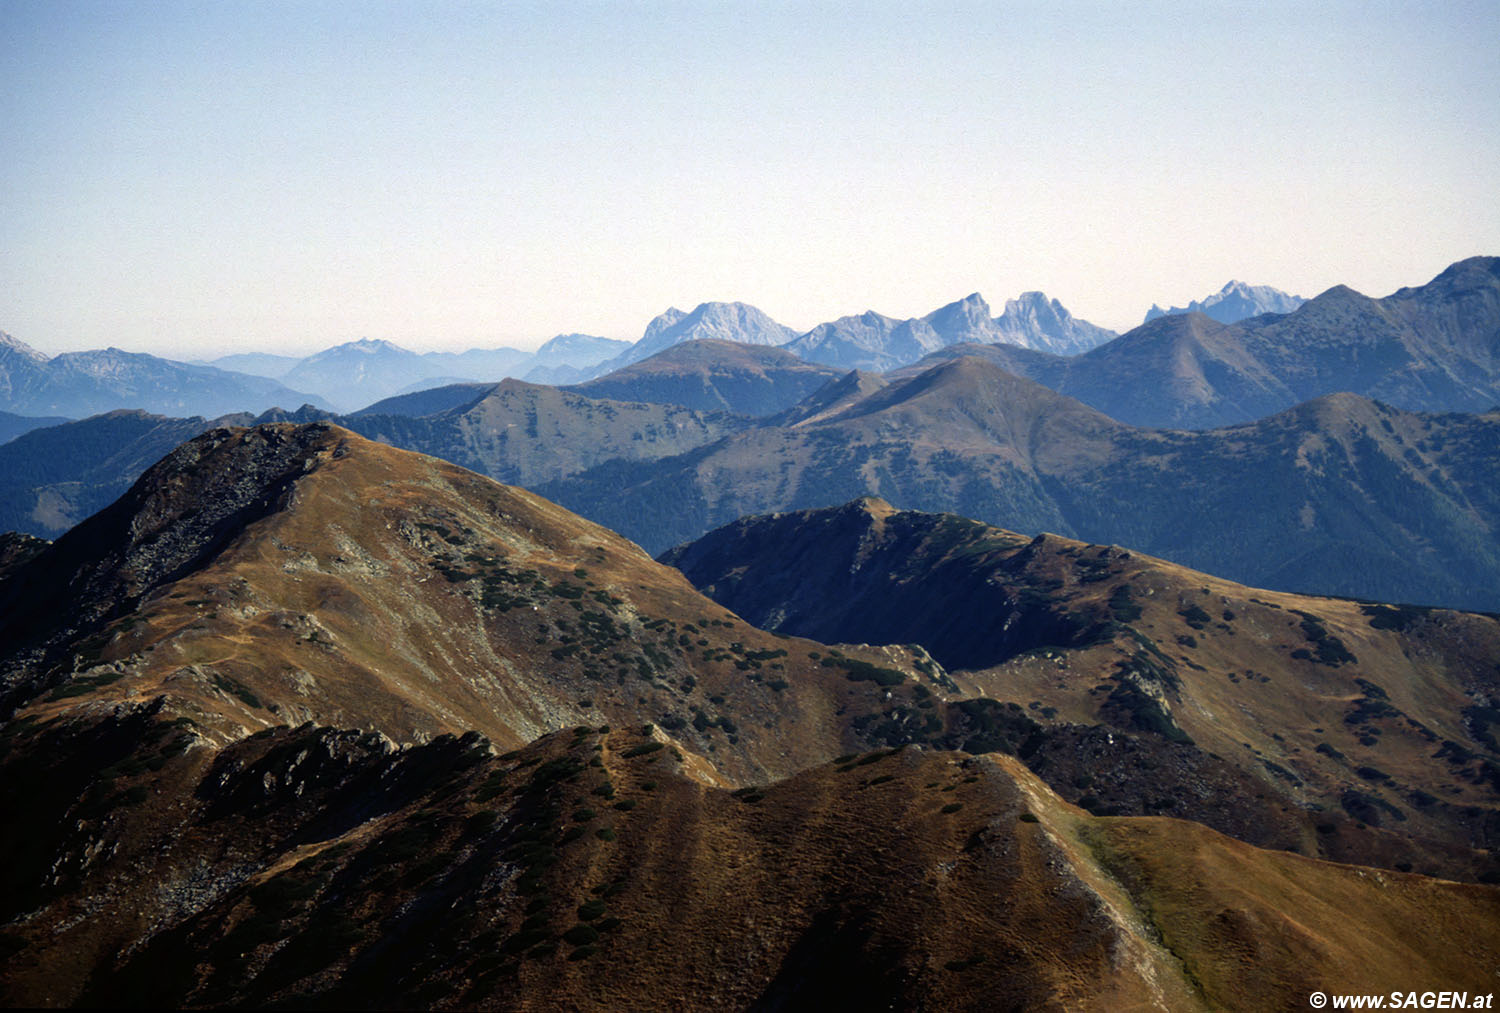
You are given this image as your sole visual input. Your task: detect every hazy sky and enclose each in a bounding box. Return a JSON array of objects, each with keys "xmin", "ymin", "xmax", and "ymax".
[{"xmin": 4, "ymin": 1, "xmax": 1498, "ymax": 359}]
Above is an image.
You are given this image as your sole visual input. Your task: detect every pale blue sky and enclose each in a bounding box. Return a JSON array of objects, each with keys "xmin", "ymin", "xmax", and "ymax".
[{"xmin": 4, "ymin": 1, "xmax": 1498, "ymax": 358}]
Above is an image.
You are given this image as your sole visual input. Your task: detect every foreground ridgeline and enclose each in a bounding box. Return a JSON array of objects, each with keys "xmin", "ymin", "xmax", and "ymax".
[{"xmin": 0, "ymin": 424, "xmax": 1497, "ymax": 1008}]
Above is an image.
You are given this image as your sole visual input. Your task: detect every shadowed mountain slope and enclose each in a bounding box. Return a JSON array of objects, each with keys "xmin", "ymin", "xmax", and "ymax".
[
  {"xmin": 0, "ymin": 410, "xmax": 223, "ymax": 537},
  {"xmin": 7, "ymin": 717, "xmax": 1495, "ymax": 1010},
  {"xmin": 662, "ymin": 498, "xmax": 1500, "ymax": 878},
  {"xmin": 349, "ymin": 381, "xmax": 498, "ymax": 418}
]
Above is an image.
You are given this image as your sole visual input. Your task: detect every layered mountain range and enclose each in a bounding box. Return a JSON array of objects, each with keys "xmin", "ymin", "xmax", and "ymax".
[
  {"xmin": 212, "ymin": 334, "xmax": 634, "ymax": 412},
  {"xmin": 663, "ymin": 497, "xmax": 1500, "ymax": 875},
  {"xmin": 916, "ymin": 256, "xmax": 1500, "ymax": 428},
  {"xmin": 6, "ymin": 257, "xmax": 1500, "ymax": 1008},
  {"xmin": 0, "ymin": 424, "xmax": 1495, "ymax": 1008},
  {"xmin": 541, "ymin": 356, "xmax": 1500, "ymax": 611},
  {"xmin": 1, "ymin": 287, "xmax": 1118, "ymax": 420},
  {"xmin": 10, "ymin": 258, "xmax": 1494, "ymax": 432},
  {"xmin": 5, "ymin": 337, "xmax": 1498, "ymax": 610}
]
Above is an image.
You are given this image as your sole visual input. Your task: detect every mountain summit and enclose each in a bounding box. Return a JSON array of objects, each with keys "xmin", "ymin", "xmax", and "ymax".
[
  {"xmin": 995, "ymin": 291, "xmax": 1118, "ymax": 354},
  {"xmin": 1144, "ymin": 279, "xmax": 1306, "ymax": 325},
  {"xmin": 278, "ymin": 339, "xmax": 436, "ymax": 411},
  {"xmin": 0, "ymin": 332, "xmax": 48, "ymax": 365},
  {"xmin": 599, "ymin": 302, "xmax": 798, "ymax": 373}
]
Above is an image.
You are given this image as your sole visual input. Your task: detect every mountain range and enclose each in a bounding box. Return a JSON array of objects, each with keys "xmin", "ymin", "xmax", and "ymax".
[
  {"xmin": 211, "ymin": 334, "xmax": 633, "ymax": 412},
  {"xmin": 539, "ymin": 356, "xmax": 1500, "ymax": 612},
  {"xmin": 573, "ymin": 290, "xmax": 1119, "ymax": 381},
  {"xmin": 0, "ymin": 332, "xmax": 329, "ymax": 419},
  {"xmin": 0, "ymin": 423, "xmax": 1495, "ymax": 1007},
  {"xmin": 1144, "ymin": 279, "xmax": 1306, "ymax": 324},
  {"xmin": 11, "ymin": 258, "xmax": 1493, "ymax": 432},
  {"xmin": 782, "ymin": 291, "xmax": 1116, "ymax": 373},
  {"xmin": 907, "ymin": 256, "xmax": 1500, "ymax": 428},
  {"xmin": 7, "ymin": 257, "xmax": 1500, "ymax": 1007},
  {"xmin": 5, "ymin": 336, "xmax": 1499, "ymax": 611},
  {"xmin": 2, "ymin": 284, "xmax": 1111, "ymax": 422}
]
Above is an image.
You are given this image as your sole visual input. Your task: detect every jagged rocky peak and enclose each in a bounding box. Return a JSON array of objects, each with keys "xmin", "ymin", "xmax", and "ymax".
[
  {"xmin": 638, "ymin": 301, "xmax": 791, "ymax": 344},
  {"xmin": 1002, "ymin": 291, "xmax": 1067, "ymax": 326},
  {"xmin": 924, "ymin": 292, "xmax": 994, "ymax": 336},
  {"xmin": 671, "ymin": 301, "xmax": 796, "ymax": 344},
  {"xmin": 606, "ymin": 301, "xmax": 798, "ymax": 372},
  {"xmin": 993, "ymin": 291, "xmax": 1117, "ymax": 355}
]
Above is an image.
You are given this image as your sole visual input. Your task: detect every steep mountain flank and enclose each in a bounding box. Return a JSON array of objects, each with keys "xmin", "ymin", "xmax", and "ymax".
[
  {"xmin": 1236, "ymin": 259, "xmax": 1500, "ymax": 412},
  {"xmin": 993, "ymin": 291, "xmax": 1117, "ymax": 355},
  {"xmin": 1047, "ymin": 311, "xmax": 1296, "ymax": 427},
  {"xmin": 349, "ymin": 381, "xmax": 498, "ymax": 418},
  {"xmin": 0, "ymin": 424, "xmax": 944, "ymax": 779}
]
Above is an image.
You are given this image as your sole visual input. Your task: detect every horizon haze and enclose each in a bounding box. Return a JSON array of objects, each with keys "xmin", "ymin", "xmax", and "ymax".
[{"xmin": 3, "ymin": 2, "xmax": 1498, "ymax": 360}]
